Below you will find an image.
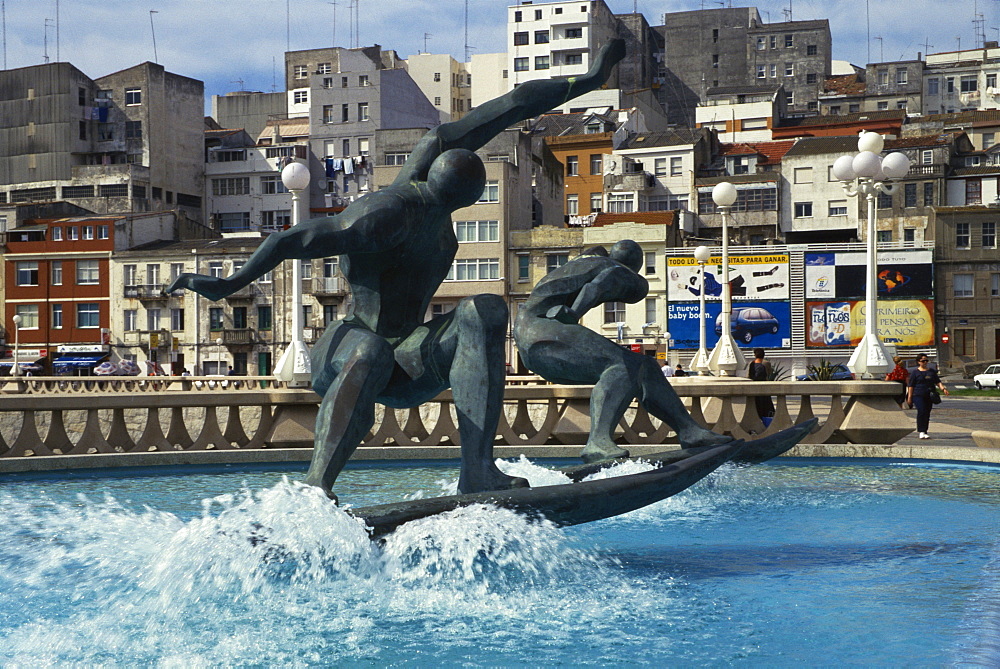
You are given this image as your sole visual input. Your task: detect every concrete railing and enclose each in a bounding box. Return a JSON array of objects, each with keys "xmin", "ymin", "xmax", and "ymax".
[{"xmin": 0, "ymin": 376, "xmax": 912, "ymax": 459}]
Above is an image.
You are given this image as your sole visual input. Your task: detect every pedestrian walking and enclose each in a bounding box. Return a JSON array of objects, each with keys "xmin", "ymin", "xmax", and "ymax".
[
  {"xmin": 906, "ymin": 355, "xmax": 949, "ymax": 439},
  {"xmin": 884, "ymin": 356, "xmax": 909, "ymax": 408},
  {"xmin": 748, "ymin": 347, "xmax": 774, "ymax": 421},
  {"xmin": 661, "ymin": 359, "xmax": 674, "ymax": 378}
]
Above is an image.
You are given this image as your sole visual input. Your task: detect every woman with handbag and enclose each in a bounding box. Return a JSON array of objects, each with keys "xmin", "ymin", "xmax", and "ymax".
[{"xmin": 906, "ymin": 355, "xmax": 949, "ymax": 439}]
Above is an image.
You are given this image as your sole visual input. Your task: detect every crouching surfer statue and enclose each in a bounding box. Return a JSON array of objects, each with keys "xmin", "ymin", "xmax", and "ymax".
[
  {"xmin": 514, "ymin": 241, "xmax": 736, "ymax": 463},
  {"xmin": 167, "ymin": 39, "xmax": 628, "ymax": 500}
]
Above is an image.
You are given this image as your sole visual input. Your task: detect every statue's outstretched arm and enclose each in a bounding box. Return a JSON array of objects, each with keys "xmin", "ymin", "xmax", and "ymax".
[
  {"xmin": 167, "ymin": 207, "xmax": 406, "ymax": 301},
  {"xmin": 395, "ymin": 39, "xmax": 626, "ymax": 185},
  {"xmin": 567, "ymin": 266, "xmax": 648, "ymax": 318}
]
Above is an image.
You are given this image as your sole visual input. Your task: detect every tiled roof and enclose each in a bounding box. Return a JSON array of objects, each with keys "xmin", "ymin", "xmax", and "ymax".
[
  {"xmin": 528, "ymin": 111, "xmax": 618, "ymax": 138},
  {"xmin": 782, "ymin": 135, "xmax": 858, "ymax": 156},
  {"xmin": 621, "ymin": 128, "xmax": 705, "ymax": 149},
  {"xmin": 592, "ymin": 211, "xmax": 675, "ymax": 227},
  {"xmin": 823, "ymin": 73, "xmax": 866, "ymax": 96},
  {"xmin": 952, "ymin": 166, "xmax": 1000, "ymax": 176},
  {"xmin": 695, "ymin": 173, "xmax": 780, "ymax": 186},
  {"xmin": 718, "ymin": 140, "xmax": 796, "ymax": 164},
  {"xmin": 779, "ymin": 109, "xmax": 905, "ymax": 128},
  {"xmin": 885, "ymin": 132, "xmax": 960, "ymax": 149},
  {"xmin": 916, "ymin": 109, "xmax": 1000, "ymax": 127}
]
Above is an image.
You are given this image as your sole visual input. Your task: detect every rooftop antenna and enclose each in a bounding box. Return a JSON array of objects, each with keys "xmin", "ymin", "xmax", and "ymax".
[
  {"xmin": 231, "ymin": 78, "xmax": 245, "ymax": 91},
  {"xmin": 464, "ymin": 0, "xmax": 471, "ymax": 62},
  {"xmin": 327, "ymin": 1, "xmax": 337, "ymax": 47},
  {"xmin": 55, "ymin": 0, "xmax": 59, "ymax": 62},
  {"xmin": 149, "ymin": 10, "xmax": 158, "ymax": 63},
  {"xmin": 423, "ymin": 32, "xmax": 432, "ymax": 54},
  {"xmin": 874, "ymin": 35, "xmax": 883, "ymax": 62},
  {"xmin": 272, "ymin": 55, "xmax": 277, "ymax": 92},
  {"xmin": 2, "ymin": 0, "xmax": 6, "ymax": 70},
  {"xmin": 866, "ymin": 0, "xmax": 870, "ymax": 63},
  {"xmin": 353, "ymin": 0, "xmax": 360, "ymax": 48},
  {"xmin": 43, "ymin": 18, "xmax": 54, "ymax": 63},
  {"xmin": 920, "ymin": 37, "xmax": 934, "ymax": 57},
  {"xmin": 286, "ymin": 0, "xmax": 290, "ymax": 52}
]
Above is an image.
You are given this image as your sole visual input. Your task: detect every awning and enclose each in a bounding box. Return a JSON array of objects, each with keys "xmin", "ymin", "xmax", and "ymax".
[
  {"xmin": 52, "ymin": 353, "xmax": 109, "ymax": 369},
  {"xmin": 0, "ymin": 360, "xmax": 44, "ymax": 372}
]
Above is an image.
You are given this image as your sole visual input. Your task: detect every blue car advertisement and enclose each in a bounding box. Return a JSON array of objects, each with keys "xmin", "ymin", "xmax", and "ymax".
[{"xmin": 667, "ymin": 301, "xmax": 791, "ymax": 350}]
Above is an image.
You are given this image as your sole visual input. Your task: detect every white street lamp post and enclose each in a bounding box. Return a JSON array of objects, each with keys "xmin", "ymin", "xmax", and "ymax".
[
  {"xmin": 691, "ymin": 245, "xmax": 712, "ymax": 375},
  {"xmin": 664, "ymin": 330, "xmax": 672, "ymax": 367},
  {"xmin": 707, "ymin": 182, "xmax": 745, "ymax": 376},
  {"xmin": 273, "ymin": 161, "xmax": 313, "ymax": 387},
  {"xmin": 216, "ymin": 336, "xmax": 223, "ymax": 375},
  {"xmin": 831, "ymin": 131, "xmax": 911, "ymax": 379},
  {"xmin": 11, "ymin": 314, "xmax": 22, "ymax": 377}
]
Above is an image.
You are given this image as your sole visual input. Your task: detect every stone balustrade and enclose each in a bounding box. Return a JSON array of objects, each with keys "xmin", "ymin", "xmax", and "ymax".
[{"xmin": 0, "ymin": 376, "xmax": 912, "ymax": 459}]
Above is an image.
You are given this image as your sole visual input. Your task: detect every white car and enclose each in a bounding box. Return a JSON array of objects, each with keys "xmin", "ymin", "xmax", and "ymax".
[{"xmin": 973, "ymin": 364, "xmax": 1000, "ymax": 390}]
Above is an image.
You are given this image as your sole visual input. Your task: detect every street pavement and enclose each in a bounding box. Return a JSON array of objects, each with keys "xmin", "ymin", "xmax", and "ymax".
[{"xmin": 893, "ymin": 396, "xmax": 1000, "ymax": 449}]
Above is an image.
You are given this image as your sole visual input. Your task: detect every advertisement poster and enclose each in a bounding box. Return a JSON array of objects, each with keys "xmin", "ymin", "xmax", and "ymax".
[
  {"xmin": 805, "ymin": 250, "xmax": 934, "ymax": 300},
  {"xmin": 806, "ymin": 299, "xmax": 935, "ymax": 347},
  {"xmin": 668, "ymin": 301, "xmax": 791, "ymax": 350},
  {"xmin": 668, "ymin": 254, "xmax": 790, "ymax": 302}
]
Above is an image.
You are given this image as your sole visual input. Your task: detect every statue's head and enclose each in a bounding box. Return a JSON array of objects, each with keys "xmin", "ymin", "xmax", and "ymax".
[
  {"xmin": 427, "ymin": 149, "xmax": 487, "ymax": 208},
  {"xmin": 609, "ymin": 240, "xmax": 642, "ymax": 272}
]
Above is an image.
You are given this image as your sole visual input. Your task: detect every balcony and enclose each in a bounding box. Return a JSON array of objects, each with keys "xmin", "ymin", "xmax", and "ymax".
[
  {"xmin": 222, "ymin": 328, "xmax": 255, "ymax": 345},
  {"xmin": 604, "ymin": 171, "xmax": 655, "ymax": 192},
  {"xmin": 311, "ymin": 276, "xmax": 348, "ymax": 296},
  {"xmin": 124, "ymin": 284, "xmax": 169, "ymax": 300},
  {"xmin": 907, "ymin": 164, "xmax": 946, "ymax": 177},
  {"xmin": 224, "ymin": 284, "xmax": 259, "ymax": 301}
]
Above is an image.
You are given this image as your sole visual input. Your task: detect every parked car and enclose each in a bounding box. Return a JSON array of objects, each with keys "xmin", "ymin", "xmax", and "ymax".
[
  {"xmin": 974, "ymin": 364, "xmax": 1000, "ymax": 389},
  {"xmin": 796, "ymin": 364, "xmax": 855, "ymax": 382},
  {"xmin": 714, "ymin": 307, "xmax": 780, "ymax": 344}
]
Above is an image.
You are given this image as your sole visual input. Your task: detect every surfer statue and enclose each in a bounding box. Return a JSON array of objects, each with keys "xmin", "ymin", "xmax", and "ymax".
[
  {"xmin": 168, "ymin": 39, "xmax": 628, "ymax": 500},
  {"xmin": 514, "ymin": 241, "xmax": 737, "ymax": 463}
]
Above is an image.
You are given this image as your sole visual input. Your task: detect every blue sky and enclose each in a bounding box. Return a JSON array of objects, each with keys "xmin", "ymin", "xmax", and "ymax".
[{"xmin": 3, "ymin": 0, "xmax": 998, "ymax": 107}]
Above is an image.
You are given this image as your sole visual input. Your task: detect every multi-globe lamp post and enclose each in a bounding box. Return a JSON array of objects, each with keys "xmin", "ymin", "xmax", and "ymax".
[
  {"xmin": 690, "ymin": 245, "xmax": 712, "ymax": 375},
  {"xmin": 273, "ymin": 161, "xmax": 313, "ymax": 387},
  {"xmin": 831, "ymin": 131, "xmax": 911, "ymax": 379},
  {"xmin": 706, "ymin": 182, "xmax": 745, "ymax": 376}
]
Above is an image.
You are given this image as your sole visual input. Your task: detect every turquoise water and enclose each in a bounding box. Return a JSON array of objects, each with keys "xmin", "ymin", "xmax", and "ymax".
[{"xmin": 1, "ymin": 458, "xmax": 998, "ymax": 666}]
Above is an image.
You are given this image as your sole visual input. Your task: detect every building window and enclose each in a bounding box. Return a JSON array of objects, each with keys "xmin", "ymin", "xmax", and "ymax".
[
  {"xmin": 293, "ymin": 65, "xmax": 307, "ymax": 78},
  {"xmin": 784, "ymin": 34, "xmax": 793, "ymax": 48},
  {"xmin": 904, "ymin": 183, "xmax": 917, "ymax": 207},
  {"xmin": 211, "ymin": 177, "xmax": 250, "ymax": 196},
  {"xmin": 233, "ymin": 306, "xmax": 248, "ymax": 329},
  {"xmin": 359, "ymin": 75, "xmax": 369, "ymax": 87},
  {"xmin": 923, "ymin": 182, "xmax": 934, "ymax": 206},
  {"xmin": 514, "ymin": 57, "xmax": 529, "ymax": 72},
  {"xmin": 434, "ymin": 96, "xmax": 442, "ymax": 106},
  {"xmin": 903, "ymin": 228, "xmax": 916, "ymax": 243},
  {"xmin": 536, "ymin": 8, "xmax": 543, "ymax": 18},
  {"xmin": 953, "ymin": 329, "xmax": 975, "ymax": 356},
  {"xmin": 383, "ymin": 152, "xmax": 410, "ymax": 166},
  {"xmin": 877, "ymin": 101, "xmax": 889, "ymax": 111},
  {"xmin": 794, "ymin": 202, "xmax": 813, "ymax": 218},
  {"xmin": 341, "ymin": 104, "xmax": 349, "ymax": 123},
  {"xmin": 98, "ymin": 225, "xmax": 109, "ymax": 239},
  {"xmin": 358, "ymin": 102, "xmax": 369, "ymax": 121},
  {"xmin": 16, "ymin": 261, "xmax": 38, "ymax": 286},
  {"xmin": 257, "ymin": 305, "xmax": 272, "ymax": 330},
  {"xmin": 877, "ymin": 70, "xmax": 889, "ymax": 85},
  {"xmin": 654, "ymin": 157, "xmax": 667, "ymax": 176},
  {"xmin": 770, "ymin": 64, "xmax": 777, "ymax": 78},
  {"xmin": 992, "ymin": 273, "xmax": 1000, "ymax": 297},
  {"xmin": 517, "ymin": 255, "xmax": 530, "ymax": 281},
  {"xmin": 956, "ymin": 222, "xmax": 971, "ymax": 248},
  {"xmin": 828, "ymin": 200, "xmax": 848, "ymax": 216},
  {"xmin": 433, "ymin": 72, "xmax": 441, "ymax": 82},
  {"xmin": 784, "ymin": 63, "xmax": 793, "ymax": 76},
  {"xmin": 793, "ymin": 167, "xmax": 813, "ymax": 184},
  {"xmin": 15, "ymin": 305, "xmax": 39, "ymax": 329},
  {"xmin": 961, "ymin": 75, "xmax": 978, "ymax": 93},
  {"xmin": 124, "ymin": 309, "xmax": 137, "ymax": 331},
  {"xmin": 77, "ymin": 303, "xmax": 100, "ymax": 328},
  {"xmin": 984, "ymin": 132, "xmax": 996, "ymax": 148},
  {"xmin": 76, "ymin": 259, "xmax": 100, "ymax": 285},
  {"xmin": 607, "ymin": 193, "xmax": 634, "ymax": 213},
  {"xmin": 644, "ymin": 251, "xmax": 656, "ymax": 276},
  {"xmin": 807, "ymin": 44, "xmax": 817, "ymax": 55},
  {"xmin": 51, "ymin": 304, "xmax": 63, "ymax": 329},
  {"xmin": 786, "ymin": 91, "xmax": 794, "ymax": 105},
  {"xmin": 967, "ymin": 179, "xmax": 982, "ymax": 205},
  {"xmin": 756, "ymin": 65, "xmax": 765, "ymax": 79},
  {"xmin": 147, "ymin": 264, "xmax": 161, "ymax": 287},
  {"xmin": 564, "ymin": 53, "xmax": 583, "ymax": 66},
  {"xmin": 476, "ymin": 181, "xmax": 499, "ymax": 204},
  {"xmin": 534, "ymin": 56, "xmax": 550, "ymax": 70},
  {"xmin": 52, "ymin": 227, "xmax": 62, "ymax": 241},
  {"xmin": 446, "ymin": 258, "xmax": 500, "ymax": 281},
  {"xmin": 322, "ymin": 105, "xmax": 335, "ymax": 124},
  {"xmin": 317, "ymin": 62, "xmax": 332, "ymax": 74},
  {"xmin": 670, "ymin": 157, "xmax": 683, "ymax": 176},
  {"xmin": 566, "ymin": 155, "xmax": 579, "ymax": 176},
  {"xmin": 124, "ymin": 120, "xmax": 142, "ymax": 139},
  {"xmin": 756, "ymin": 36, "xmax": 766, "ymax": 50},
  {"xmin": 535, "ymin": 30, "xmax": 549, "ymax": 44},
  {"xmin": 983, "ymin": 221, "xmax": 997, "ymax": 248},
  {"xmin": 170, "ymin": 308, "xmax": 185, "ymax": 331},
  {"xmin": 293, "ymin": 90, "xmax": 308, "ymax": 104},
  {"xmin": 546, "ymin": 254, "xmax": 568, "ymax": 274},
  {"xmin": 454, "ymin": 220, "xmax": 500, "ymax": 243},
  {"xmin": 566, "ymin": 193, "xmax": 579, "ymax": 215},
  {"xmin": 806, "ymin": 72, "xmax": 817, "ymax": 84},
  {"xmin": 587, "ymin": 154, "xmax": 603, "ymax": 175},
  {"xmin": 209, "ymin": 307, "xmax": 224, "ymax": 331},
  {"xmin": 260, "ymin": 175, "xmax": 289, "ymax": 194},
  {"xmin": 146, "ymin": 308, "xmax": 161, "ymax": 331},
  {"xmin": 261, "ymin": 210, "xmax": 290, "ymax": 230},
  {"xmin": 877, "ymin": 191, "xmax": 893, "ymax": 209},
  {"xmin": 82, "ymin": 226, "xmax": 95, "ymax": 240},
  {"xmin": 954, "ymin": 273, "xmax": 974, "ymax": 298},
  {"xmin": 603, "ymin": 301, "xmax": 626, "ymax": 324},
  {"xmin": 849, "ymin": 104, "xmax": 860, "ymax": 113},
  {"xmin": 896, "ymin": 69, "xmax": 908, "ymax": 84},
  {"xmin": 125, "ymin": 88, "xmax": 141, "ymax": 105},
  {"xmin": 590, "ymin": 192, "xmax": 602, "ymax": 212},
  {"xmin": 645, "ymin": 298, "xmax": 657, "ymax": 324},
  {"xmin": 877, "ymin": 230, "xmax": 892, "ymax": 243},
  {"xmin": 209, "ymin": 261, "xmax": 224, "ymax": 278},
  {"xmin": 566, "ymin": 27, "xmax": 583, "ymax": 39},
  {"xmin": 51, "ymin": 261, "xmax": 63, "ymax": 285}
]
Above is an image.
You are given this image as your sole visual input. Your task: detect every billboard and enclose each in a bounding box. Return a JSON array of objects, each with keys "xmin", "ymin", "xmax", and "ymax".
[
  {"xmin": 668, "ymin": 301, "xmax": 792, "ymax": 350},
  {"xmin": 668, "ymin": 254, "xmax": 790, "ymax": 302},
  {"xmin": 806, "ymin": 299, "xmax": 935, "ymax": 347},
  {"xmin": 804, "ymin": 250, "xmax": 933, "ymax": 300}
]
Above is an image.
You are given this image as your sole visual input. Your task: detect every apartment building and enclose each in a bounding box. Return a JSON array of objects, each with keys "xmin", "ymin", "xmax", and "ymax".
[
  {"xmin": 0, "ymin": 61, "xmax": 205, "ymax": 222},
  {"xmin": 923, "ymin": 43, "xmax": 1000, "ymax": 115},
  {"xmin": 745, "ymin": 20, "xmax": 832, "ymax": 115},
  {"xmin": 695, "ymin": 85, "xmax": 786, "ymax": 142},
  {"xmin": 406, "ymin": 53, "xmax": 473, "ymax": 123}
]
